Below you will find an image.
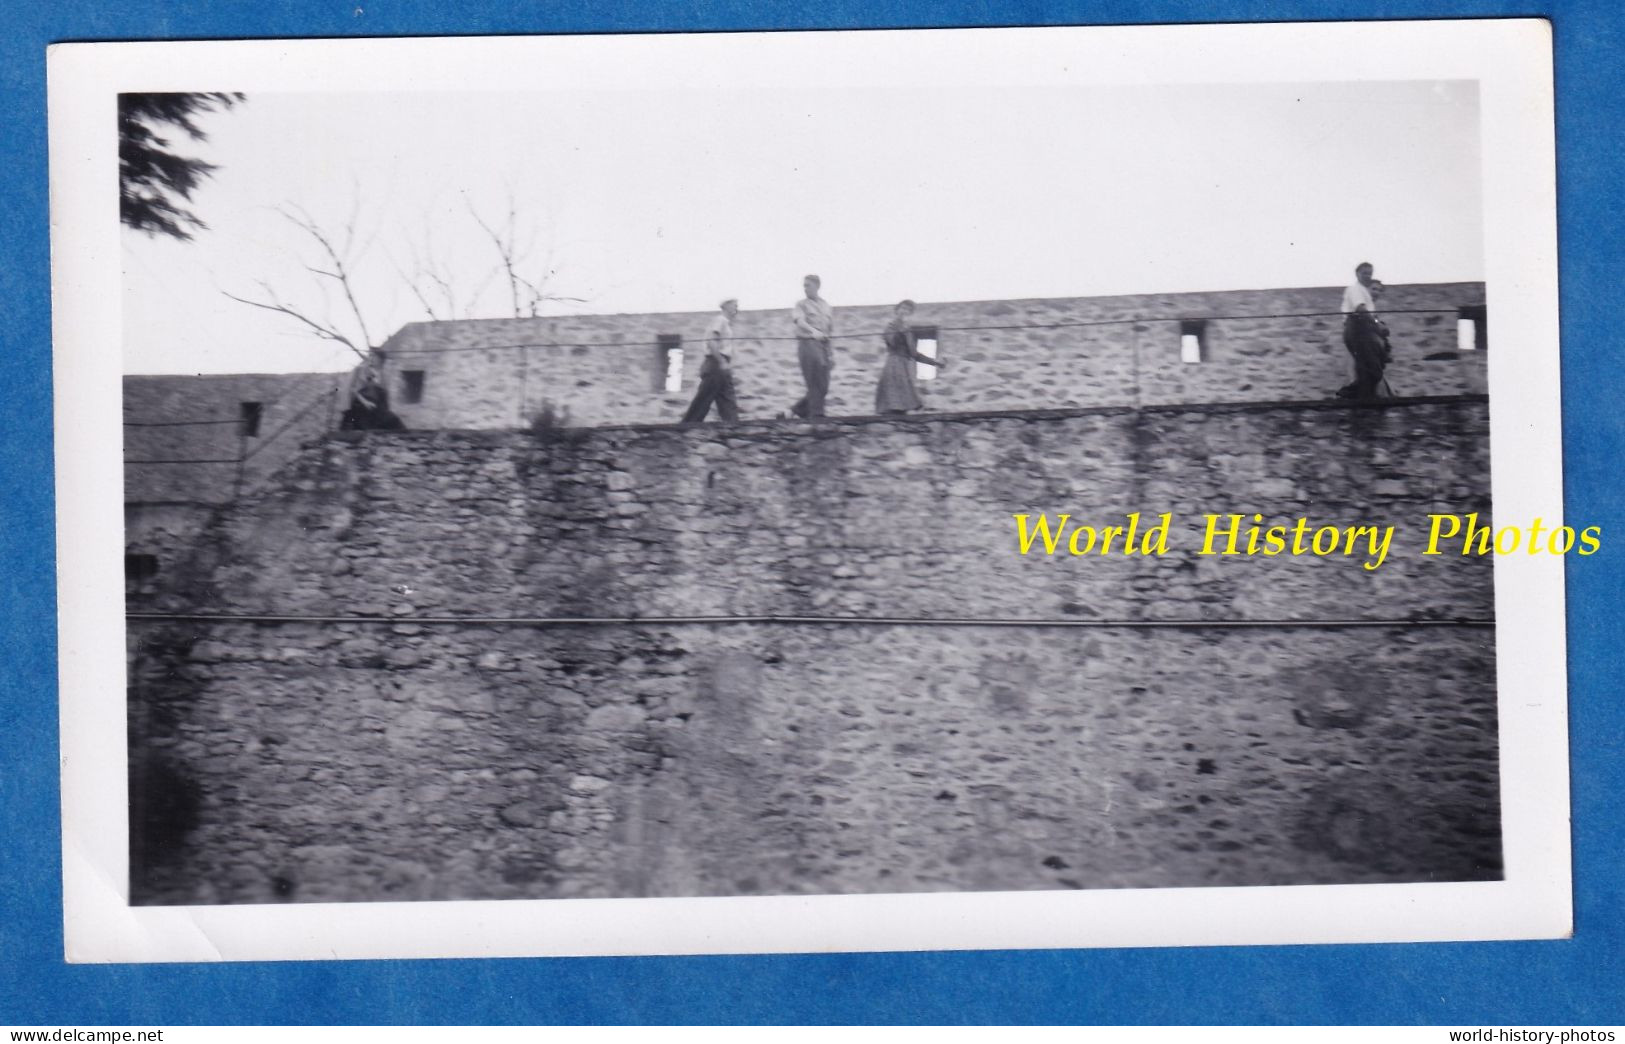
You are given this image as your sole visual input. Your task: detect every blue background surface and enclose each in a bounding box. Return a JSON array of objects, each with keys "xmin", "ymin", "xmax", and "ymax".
[{"xmin": 3, "ymin": 1, "xmax": 1620, "ymax": 1025}]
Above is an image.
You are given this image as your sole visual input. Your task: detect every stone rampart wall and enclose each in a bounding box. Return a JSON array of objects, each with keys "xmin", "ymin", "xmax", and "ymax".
[
  {"xmin": 128, "ymin": 397, "xmax": 1499, "ymax": 904},
  {"xmin": 123, "ymin": 372, "xmax": 348, "ymax": 596},
  {"xmin": 376, "ymin": 283, "xmax": 1487, "ymax": 429}
]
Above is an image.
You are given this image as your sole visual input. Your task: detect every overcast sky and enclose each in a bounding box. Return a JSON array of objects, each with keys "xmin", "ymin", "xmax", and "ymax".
[{"xmin": 121, "ymin": 80, "xmax": 1482, "ymax": 374}]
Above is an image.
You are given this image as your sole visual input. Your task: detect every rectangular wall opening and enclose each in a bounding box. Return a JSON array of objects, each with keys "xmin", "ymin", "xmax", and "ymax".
[
  {"xmin": 239, "ymin": 401, "xmax": 262, "ymax": 437},
  {"xmin": 1179, "ymin": 320, "xmax": 1207, "ymax": 364},
  {"xmin": 401, "ymin": 370, "xmax": 426, "ymax": 404},
  {"xmin": 912, "ymin": 325, "xmax": 941, "ymax": 381},
  {"xmin": 124, "ymin": 553, "xmax": 159, "ymax": 582},
  {"xmin": 656, "ymin": 335, "xmax": 684, "ymax": 393},
  {"xmin": 1457, "ymin": 305, "xmax": 1488, "ymax": 351}
]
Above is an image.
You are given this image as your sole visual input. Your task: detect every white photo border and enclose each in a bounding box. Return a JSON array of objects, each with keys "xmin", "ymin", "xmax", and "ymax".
[{"xmin": 51, "ymin": 19, "xmax": 1567, "ymax": 963}]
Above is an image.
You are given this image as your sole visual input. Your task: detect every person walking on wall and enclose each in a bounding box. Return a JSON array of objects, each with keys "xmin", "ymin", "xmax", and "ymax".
[
  {"xmin": 682, "ymin": 298, "xmax": 742, "ymax": 423},
  {"xmin": 788, "ymin": 274, "xmax": 836, "ymax": 419},
  {"xmin": 874, "ymin": 299, "xmax": 945, "ymax": 414},
  {"xmin": 1337, "ymin": 261, "xmax": 1394, "ymax": 401}
]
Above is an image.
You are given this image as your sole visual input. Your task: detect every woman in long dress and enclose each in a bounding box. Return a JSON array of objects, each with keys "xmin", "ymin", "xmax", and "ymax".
[{"xmin": 874, "ymin": 299, "xmax": 945, "ymax": 414}]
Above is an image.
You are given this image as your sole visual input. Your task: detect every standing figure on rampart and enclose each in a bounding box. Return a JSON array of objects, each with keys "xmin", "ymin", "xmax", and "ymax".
[
  {"xmin": 1338, "ymin": 261, "xmax": 1394, "ymax": 401},
  {"xmin": 788, "ymin": 274, "xmax": 836, "ymax": 419},
  {"xmin": 874, "ymin": 299, "xmax": 945, "ymax": 414},
  {"xmin": 682, "ymin": 298, "xmax": 742, "ymax": 423}
]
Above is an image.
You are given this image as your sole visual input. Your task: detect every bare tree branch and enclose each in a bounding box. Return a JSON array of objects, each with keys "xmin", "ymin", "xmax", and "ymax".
[
  {"xmin": 513, "ymin": 238, "xmax": 586, "ymax": 314},
  {"xmin": 225, "ymin": 185, "xmax": 583, "ymax": 354},
  {"xmin": 390, "ymin": 217, "xmax": 466, "ymax": 322},
  {"xmin": 276, "ymin": 203, "xmax": 375, "ymax": 349},
  {"xmin": 465, "ymin": 189, "xmax": 586, "ymax": 318},
  {"xmin": 516, "ymin": 273, "xmax": 589, "ymax": 315},
  {"xmin": 464, "ymin": 193, "xmax": 525, "ymax": 318},
  {"xmin": 389, "ymin": 253, "xmax": 442, "ymax": 321},
  {"xmin": 465, "ymin": 263, "xmax": 503, "ymax": 317},
  {"xmin": 220, "ymin": 279, "xmax": 367, "ymax": 359},
  {"xmin": 427, "ymin": 265, "xmax": 459, "ymax": 317}
]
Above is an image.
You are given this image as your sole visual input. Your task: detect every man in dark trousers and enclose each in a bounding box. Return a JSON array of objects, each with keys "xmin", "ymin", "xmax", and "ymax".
[
  {"xmin": 788, "ymin": 274, "xmax": 836, "ymax": 419},
  {"xmin": 682, "ymin": 298, "xmax": 742, "ymax": 423},
  {"xmin": 1338, "ymin": 261, "xmax": 1393, "ymax": 401}
]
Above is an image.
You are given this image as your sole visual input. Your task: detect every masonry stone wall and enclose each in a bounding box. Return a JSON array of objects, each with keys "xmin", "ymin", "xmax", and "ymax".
[
  {"xmin": 376, "ymin": 283, "xmax": 1487, "ymax": 430},
  {"xmin": 123, "ymin": 372, "xmax": 347, "ymax": 596},
  {"xmin": 128, "ymin": 398, "xmax": 1498, "ymax": 904}
]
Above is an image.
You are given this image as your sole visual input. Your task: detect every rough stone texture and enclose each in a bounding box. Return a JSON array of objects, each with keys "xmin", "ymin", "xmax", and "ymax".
[
  {"xmin": 123, "ymin": 373, "xmax": 349, "ymax": 504},
  {"xmin": 128, "ymin": 398, "xmax": 1499, "ymax": 904},
  {"xmin": 122, "ymin": 284, "xmax": 1486, "ymax": 589},
  {"xmin": 375, "ymin": 283, "xmax": 1487, "ymax": 429},
  {"xmin": 147, "ymin": 399, "xmax": 1494, "ymax": 623},
  {"xmin": 124, "ymin": 372, "xmax": 347, "ymax": 596}
]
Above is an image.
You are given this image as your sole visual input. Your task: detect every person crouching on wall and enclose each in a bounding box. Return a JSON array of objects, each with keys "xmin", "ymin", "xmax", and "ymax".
[{"xmin": 340, "ymin": 358, "xmax": 406, "ymax": 431}]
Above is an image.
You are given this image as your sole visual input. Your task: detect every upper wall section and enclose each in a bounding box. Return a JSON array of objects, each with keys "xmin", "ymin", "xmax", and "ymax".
[
  {"xmin": 124, "ymin": 372, "xmax": 349, "ymax": 583},
  {"xmin": 376, "ymin": 283, "xmax": 1487, "ymax": 430},
  {"xmin": 156, "ymin": 397, "xmax": 1493, "ymax": 625},
  {"xmin": 124, "ymin": 372, "xmax": 346, "ymax": 507}
]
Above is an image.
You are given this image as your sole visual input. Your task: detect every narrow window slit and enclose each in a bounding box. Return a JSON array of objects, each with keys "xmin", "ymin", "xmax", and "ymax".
[{"xmin": 1179, "ymin": 320, "xmax": 1207, "ymax": 364}]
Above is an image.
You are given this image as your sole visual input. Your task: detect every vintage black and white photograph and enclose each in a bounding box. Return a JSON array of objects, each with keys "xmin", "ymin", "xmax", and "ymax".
[{"xmin": 53, "ymin": 21, "xmax": 1567, "ymax": 961}]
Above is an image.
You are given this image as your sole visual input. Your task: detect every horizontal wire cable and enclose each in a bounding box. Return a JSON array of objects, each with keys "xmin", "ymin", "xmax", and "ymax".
[
  {"xmin": 239, "ymin": 375, "xmax": 348, "ymax": 464},
  {"xmin": 121, "ymin": 306, "xmax": 1477, "ymax": 462},
  {"xmin": 127, "ymin": 610, "xmax": 1494, "ymax": 629},
  {"xmin": 117, "ymin": 392, "xmax": 1485, "ymax": 463},
  {"xmin": 120, "ymin": 305, "xmax": 1472, "ymax": 431},
  {"xmin": 384, "ymin": 307, "xmax": 1467, "ymax": 355},
  {"xmin": 125, "ymin": 376, "xmax": 347, "ymax": 469},
  {"xmin": 122, "ymin": 418, "xmax": 240, "ymax": 427}
]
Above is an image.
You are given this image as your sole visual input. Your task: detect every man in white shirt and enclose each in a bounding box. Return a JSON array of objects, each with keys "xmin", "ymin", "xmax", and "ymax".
[
  {"xmin": 1338, "ymin": 261, "xmax": 1392, "ymax": 400},
  {"xmin": 1341, "ymin": 261, "xmax": 1381, "ymax": 315},
  {"xmin": 681, "ymin": 299, "xmax": 742, "ymax": 423},
  {"xmin": 788, "ymin": 274, "xmax": 836, "ymax": 419}
]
